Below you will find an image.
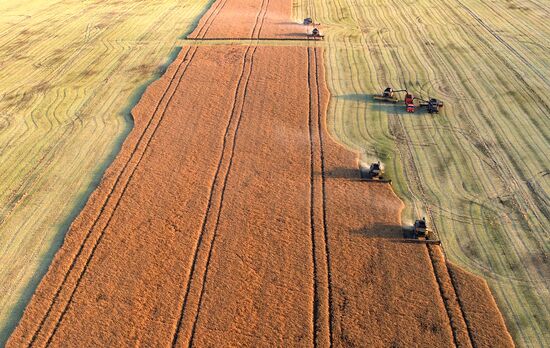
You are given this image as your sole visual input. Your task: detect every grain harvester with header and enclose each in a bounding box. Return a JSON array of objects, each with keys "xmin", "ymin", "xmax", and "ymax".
[
  {"xmin": 413, "ymin": 218, "xmax": 429, "ymax": 239},
  {"xmin": 403, "ymin": 217, "xmax": 441, "ymax": 244},
  {"xmin": 373, "ymin": 87, "xmax": 405, "ymax": 103},
  {"xmin": 308, "ymin": 26, "xmax": 324, "ymax": 39},
  {"xmin": 360, "ymin": 161, "xmax": 391, "ymax": 183}
]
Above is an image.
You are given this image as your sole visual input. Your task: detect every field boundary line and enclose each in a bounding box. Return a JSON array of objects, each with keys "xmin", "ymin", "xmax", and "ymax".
[
  {"xmin": 24, "ymin": 1, "xmax": 227, "ymax": 344},
  {"xmin": 42, "ymin": 45, "xmax": 204, "ymax": 348}
]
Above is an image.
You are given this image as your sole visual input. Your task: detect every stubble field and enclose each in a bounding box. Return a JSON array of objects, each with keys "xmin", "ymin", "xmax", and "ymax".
[{"xmin": 292, "ymin": 0, "xmax": 549, "ymax": 345}]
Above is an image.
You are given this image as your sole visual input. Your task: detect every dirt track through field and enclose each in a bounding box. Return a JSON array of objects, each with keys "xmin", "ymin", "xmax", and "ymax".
[{"xmin": 8, "ymin": 0, "xmax": 514, "ymax": 346}]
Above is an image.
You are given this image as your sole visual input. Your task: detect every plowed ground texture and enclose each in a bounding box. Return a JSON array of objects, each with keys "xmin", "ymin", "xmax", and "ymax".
[{"xmin": 8, "ymin": 42, "xmax": 512, "ymax": 347}]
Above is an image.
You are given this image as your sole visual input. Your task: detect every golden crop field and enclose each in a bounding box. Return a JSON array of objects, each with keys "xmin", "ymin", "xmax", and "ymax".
[
  {"xmin": 292, "ymin": 0, "xmax": 549, "ymax": 346},
  {"xmin": 0, "ymin": 0, "xmax": 211, "ymax": 344}
]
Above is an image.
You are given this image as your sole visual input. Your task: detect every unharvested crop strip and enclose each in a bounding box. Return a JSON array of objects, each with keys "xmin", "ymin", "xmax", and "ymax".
[
  {"xmin": 184, "ymin": 37, "xmax": 312, "ymax": 41},
  {"xmin": 186, "ymin": 46, "xmax": 259, "ymax": 348},
  {"xmin": 446, "ymin": 261, "xmax": 477, "ymax": 347},
  {"xmin": 171, "ymin": 0, "xmax": 272, "ymax": 345},
  {"xmin": 24, "ymin": 2, "xmax": 227, "ymax": 345},
  {"xmin": 170, "ymin": 45, "xmax": 257, "ymax": 348}
]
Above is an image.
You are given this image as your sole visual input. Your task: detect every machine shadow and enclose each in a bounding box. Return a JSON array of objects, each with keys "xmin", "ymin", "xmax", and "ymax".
[
  {"xmin": 323, "ymin": 166, "xmax": 361, "ymax": 180},
  {"xmin": 351, "ymin": 224, "xmax": 426, "ymax": 243},
  {"xmin": 350, "ymin": 223, "xmax": 405, "ymax": 239}
]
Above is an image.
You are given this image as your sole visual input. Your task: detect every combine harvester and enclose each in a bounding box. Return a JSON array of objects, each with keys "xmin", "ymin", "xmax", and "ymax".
[
  {"xmin": 360, "ymin": 161, "xmax": 392, "ymax": 183},
  {"xmin": 373, "ymin": 87, "xmax": 444, "ymax": 113},
  {"xmin": 403, "ymin": 217, "xmax": 441, "ymax": 245},
  {"xmin": 304, "ymin": 17, "xmax": 324, "ymax": 39}
]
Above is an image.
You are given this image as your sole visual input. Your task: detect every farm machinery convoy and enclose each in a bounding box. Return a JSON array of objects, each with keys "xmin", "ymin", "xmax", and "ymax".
[{"xmin": 374, "ymin": 87, "xmax": 444, "ymax": 114}]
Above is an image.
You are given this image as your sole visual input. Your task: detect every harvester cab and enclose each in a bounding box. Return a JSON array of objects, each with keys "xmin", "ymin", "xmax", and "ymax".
[{"xmin": 368, "ymin": 161, "xmax": 382, "ymax": 178}]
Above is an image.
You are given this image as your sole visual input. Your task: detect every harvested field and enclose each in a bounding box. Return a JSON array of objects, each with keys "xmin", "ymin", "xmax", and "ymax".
[
  {"xmin": 293, "ymin": 0, "xmax": 550, "ymax": 345},
  {"xmin": 6, "ymin": 0, "xmax": 516, "ymax": 346}
]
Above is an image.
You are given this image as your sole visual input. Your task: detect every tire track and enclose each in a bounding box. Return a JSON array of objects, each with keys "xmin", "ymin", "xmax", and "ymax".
[
  {"xmin": 23, "ymin": 2, "xmax": 227, "ymax": 345},
  {"xmin": 170, "ymin": 44, "xmax": 257, "ymax": 348},
  {"xmin": 306, "ymin": 46, "xmax": 320, "ymax": 348},
  {"xmin": 171, "ymin": 0, "xmax": 271, "ymax": 346},
  {"xmin": 454, "ymin": 0, "xmax": 550, "ymax": 89},
  {"xmin": 306, "ymin": 44, "xmax": 333, "ymax": 347},
  {"xmin": 40, "ymin": 45, "xmax": 200, "ymax": 348}
]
